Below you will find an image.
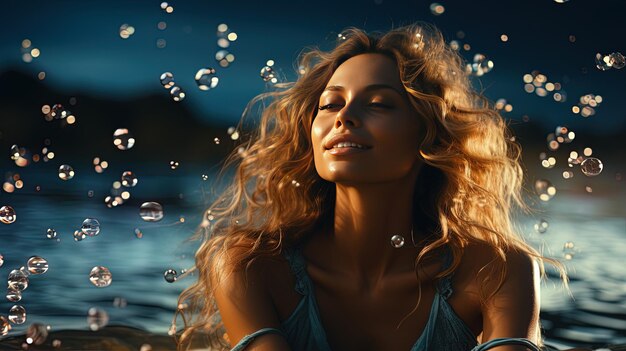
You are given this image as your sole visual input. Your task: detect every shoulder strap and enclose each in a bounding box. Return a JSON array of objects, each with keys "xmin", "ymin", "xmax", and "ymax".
[
  {"xmin": 282, "ymin": 245, "xmax": 309, "ymax": 295},
  {"xmin": 470, "ymin": 338, "xmax": 542, "ymax": 351},
  {"xmin": 436, "ymin": 246, "xmax": 454, "ymax": 299},
  {"xmin": 230, "ymin": 327, "xmax": 286, "ymax": 351}
]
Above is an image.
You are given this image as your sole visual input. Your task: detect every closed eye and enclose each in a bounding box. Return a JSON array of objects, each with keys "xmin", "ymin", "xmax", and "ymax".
[
  {"xmin": 368, "ymin": 102, "xmax": 392, "ymax": 108},
  {"xmin": 318, "ymin": 104, "xmax": 343, "ymax": 111}
]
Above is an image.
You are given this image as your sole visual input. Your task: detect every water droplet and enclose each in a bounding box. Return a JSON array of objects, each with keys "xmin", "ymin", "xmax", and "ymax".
[
  {"xmin": 73, "ymin": 230, "xmax": 86, "ymax": 242},
  {"xmin": 134, "ymin": 228, "xmax": 143, "ymax": 239},
  {"xmin": 390, "ymin": 235, "xmax": 405, "ymax": 248},
  {"xmin": 120, "ymin": 171, "xmax": 138, "ymax": 187},
  {"xmin": 27, "ymin": 256, "xmax": 48, "ymax": 274},
  {"xmin": 6, "ymin": 288, "xmax": 22, "ymax": 302},
  {"xmin": 10, "ymin": 145, "xmax": 20, "ymax": 160},
  {"xmin": 429, "ymin": 2, "xmax": 445, "ymax": 15},
  {"xmin": 8, "ymin": 269, "xmax": 29, "ymax": 291},
  {"xmin": 260, "ymin": 65, "xmax": 276, "ymax": 83},
  {"xmin": 52, "ymin": 339, "xmax": 62, "ymax": 348},
  {"xmin": 195, "ymin": 68, "xmax": 219, "ymax": 90},
  {"xmin": 8, "ymin": 305, "xmax": 26, "ymax": 324},
  {"xmin": 164, "ymin": 269, "xmax": 177, "ymax": 283},
  {"xmin": 563, "ymin": 241, "xmax": 576, "ymax": 260},
  {"xmin": 160, "ymin": 72, "xmax": 175, "ymax": 89},
  {"xmin": 26, "ymin": 322, "xmax": 48, "ymax": 345},
  {"xmin": 81, "ymin": 218, "xmax": 101, "ymax": 237},
  {"xmin": 119, "ymin": 24, "xmax": 135, "ymax": 39},
  {"xmin": 534, "ymin": 179, "xmax": 556, "ymax": 201},
  {"xmin": 533, "ymin": 219, "xmax": 549, "ymax": 234},
  {"xmin": 0, "ymin": 254, "xmax": 3, "ymax": 267},
  {"xmin": 113, "ymin": 128, "xmax": 135, "ymax": 150},
  {"xmin": 465, "ymin": 53, "xmax": 494, "ymax": 76},
  {"xmin": 58, "ymin": 164, "xmax": 75, "ymax": 180},
  {"xmin": 46, "ymin": 228, "xmax": 57, "ymax": 239},
  {"xmin": 140, "ymin": 344, "xmax": 153, "ymax": 351},
  {"xmin": 0, "ymin": 316, "xmax": 11, "ymax": 336},
  {"xmin": 169, "ymin": 161, "xmax": 179, "ymax": 170},
  {"xmin": 89, "ymin": 266, "xmax": 112, "ymax": 287},
  {"xmin": 214, "ymin": 137, "xmax": 220, "ymax": 144},
  {"xmin": 170, "ymin": 86, "xmax": 186, "ymax": 101},
  {"xmin": 201, "ymin": 174, "xmax": 208, "ymax": 181},
  {"xmin": 140, "ymin": 202, "xmax": 164, "ymax": 222},
  {"xmin": 609, "ymin": 52, "xmax": 625, "ymax": 69},
  {"xmin": 87, "ymin": 307, "xmax": 109, "ymax": 331},
  {"xmin": 580, "ymin": 157, "xmax": 603, "ymax": 176},
  {"xmin": 0, "ymin": 205, "xmax": 16, "ymax": 224}
]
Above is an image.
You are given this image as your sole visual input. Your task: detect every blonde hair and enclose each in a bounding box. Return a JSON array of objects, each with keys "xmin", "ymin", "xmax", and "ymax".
[{"xmin": 175, "ymin": 23, "xmax": 567, "ymax": 350}]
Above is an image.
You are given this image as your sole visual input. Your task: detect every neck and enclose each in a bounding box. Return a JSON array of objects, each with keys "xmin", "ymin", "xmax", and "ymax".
[{"xmin": 325, "ymin": 165, "xmax": 426, "ymax": 289}]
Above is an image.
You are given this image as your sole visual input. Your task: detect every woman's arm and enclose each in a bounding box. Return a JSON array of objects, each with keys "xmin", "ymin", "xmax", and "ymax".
[{"xmin": 212, "ymin": 254, "xmax": 292, "ymax": 351}]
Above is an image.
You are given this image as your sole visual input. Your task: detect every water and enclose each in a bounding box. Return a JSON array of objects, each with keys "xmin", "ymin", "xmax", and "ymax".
[{"xmin": 0, "ymin": 169, "xmax": 625, "ymax": 348}]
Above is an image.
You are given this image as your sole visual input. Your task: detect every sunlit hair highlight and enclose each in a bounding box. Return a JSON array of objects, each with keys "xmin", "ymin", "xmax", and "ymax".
[{"xmin": 175, "ymin": 23, "xmax": 567, "ymax": 350}]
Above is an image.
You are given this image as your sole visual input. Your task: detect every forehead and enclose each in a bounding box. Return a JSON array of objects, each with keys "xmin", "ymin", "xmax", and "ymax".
[{"xmin": 326, "ymin": 53, "xmax": 404, "ymax": 91}]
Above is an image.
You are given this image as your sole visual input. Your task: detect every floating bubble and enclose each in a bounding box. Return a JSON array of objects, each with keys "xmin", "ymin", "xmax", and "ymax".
[
  {"xmin": 26, "ymin": 322, "xmax": 48, "ymax": 345},
  {"xmin": 170, "ymin": 86, "xmax": 186, "ymax": 101},
  {"xmin": 390, "ymin": 235, "xmax": 405, "ymax": 248},
  {"xmin": 27, "ymin": 256, "xmax": 48, "ymax": 274},
  {"xmin": 121, "ymin": 171, "xmax": 138, "ymax": 187},
  {"xmin": 429, "ymin": 2, "xmax": 445, "ymax": 15},
  {"xmin": 0, "ymin": 316, "xmax": 10, "ymax": 336},
  {"xmin": 260, "ymin": 65, "xmax": 277, "ymax": 83},
  {"xmin": 160, "ymin": 72, "xmax": 175, "ymax": 89},
  {"xmin": 119, "ymin": 24, "xmax": 135, "ymax": 39},
  {"xmin": 46, "ymin": 228, "xmax": 57, "ymax": 240},
  {"xmin": 534, "ymin": 179, "xmax": 556, "ymax": 201},
  {"xmin": 134, "ymin": 228, "xmax": 143, "ymax": 238},
  {"xmin": 81, "ymin": 218, "xmax": 100, "ymax": 237},
  {"xmin": 10, "ymin": 145, "xmax": 20, "ymax": 160},
  {"xmin": 113, "ymin": 297, "xmax": 128, "ymax": 308},
  {"xmin": 0, "ymin": 254, "xmax": 3, "ymax": 267},
  {"xmin": 214, "ymin": 137, "xmax": 220, "ymax": 144},
  {"xmin": 534, "ymin": 219, "xmax": 549, "ymax": 234},
  {"xmin": 58, "ymin": 164, "xmax": 75, "ymax": 180},
  {"xmin": 140, "ymin": 202, "xmax": 164, "ymax": 222},
  {"xmin": 580, "ymin": 157, "xmax": 603, "ymax": 176},
  {"xmin": 466, "ymin": 53, "xmax": 494, "ymax": 76},
  {"xmin": 609, "ymin": 52, "xmax": 625, "ymax": 69},
  {"xmin": 113, "ymin": 128, "xmax": 135, "ymax": 150},
  {"xmin": 201, "ymin": 174, "xmax": 208, "ymax": 181},
  {"xmin": 8, "ymin": 305, "xmax": 26, "ymax": 324},
  {"xmin": 195, "ymin": 68, "xmax": 219, "ymax": 90},
  {"xmin": 89, "ymin": 266, "xmax": 112, "ymax": 287},
  {"xmin": 164, "ymin": 269, "xmax": 177, "ymax": 283},
  {"xmin": 170, "ymin": 161, "xmax": 179, "ymax": 170},
  {"xmin": 8, "ymin": 269, "xmax": 29, "ymax": 291},
  {"xmin": 87, "ymin": 307, "xmax": 109, "ymax": 331},
  {"xmin": 6, "ymin": 288, "xmax": 22, "ymax": 302},
  {"xmin": 73, "ymin": 230, "xmax": 86, "ymax": 242},
  {"xmin": 52, "ymin": 339, "xmax": 62, "ymax": 348},
  {"xmin": 563, "ymin": 241, "xmax": 576, "ymax": 260},
  {"xmin": 1, "ymin": 205, "xmax": 16, "ymax": 224}
]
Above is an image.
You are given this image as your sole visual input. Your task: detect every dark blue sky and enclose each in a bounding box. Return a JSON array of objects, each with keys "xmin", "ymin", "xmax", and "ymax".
[{"xmin": 2, "ymin": 0, "xmax": 625, "ymax": 133}]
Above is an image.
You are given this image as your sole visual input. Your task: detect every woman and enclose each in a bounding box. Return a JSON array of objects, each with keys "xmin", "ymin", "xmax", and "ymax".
[{"xmin": 177, "ymin": 23, "xmax": 587, "ymax": 351}]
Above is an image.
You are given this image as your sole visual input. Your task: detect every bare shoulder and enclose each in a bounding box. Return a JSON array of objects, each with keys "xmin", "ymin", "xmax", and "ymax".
[
  {"xmin": 211, "ymin": 247, "xmax": 292, "ymax": 350},
  {"xmin": 457, "ymin": 241, "xmax": 542, "ymax": 342},
  {"xmin": 457, "ymin": 241, "xmax": 539, "ymax": 292}
]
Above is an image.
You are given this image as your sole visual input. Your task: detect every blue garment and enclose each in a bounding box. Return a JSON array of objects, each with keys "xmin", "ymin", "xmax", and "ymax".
[{"xmin": 229, "ymin": 244, "xmax": 544, "ymax": 351}]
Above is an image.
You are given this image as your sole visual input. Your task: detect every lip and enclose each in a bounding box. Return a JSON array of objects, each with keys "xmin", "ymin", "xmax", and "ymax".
[
  {"xmin": 323, "ymin": 134, "xmax": 372, "ymax": 150},
  {"xmin": 326, "ymin": 147, "xmax": 369, "ymax": 155}
]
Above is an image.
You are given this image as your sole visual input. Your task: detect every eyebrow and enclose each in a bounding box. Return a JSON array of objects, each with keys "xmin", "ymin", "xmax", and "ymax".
[{"xmin": 322, "ymin": 84, "xmax": 404, "ymax": 96}]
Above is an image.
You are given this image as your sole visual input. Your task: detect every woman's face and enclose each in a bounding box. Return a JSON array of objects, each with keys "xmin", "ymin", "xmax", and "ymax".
[{"xmin": 311, "ymin": 53, "xmax": 423, "ymax": 184}]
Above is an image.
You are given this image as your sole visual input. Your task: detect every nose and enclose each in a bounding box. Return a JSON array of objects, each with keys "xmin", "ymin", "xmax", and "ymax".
[{"xmin": 334, "ymin": 103, "xmax": 361, "ymax": 129}]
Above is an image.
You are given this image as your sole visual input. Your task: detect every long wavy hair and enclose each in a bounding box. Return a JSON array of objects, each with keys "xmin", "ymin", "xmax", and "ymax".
[{"xmin": 175, "ymin": 22, "xmax": 567, "ymax": 350}]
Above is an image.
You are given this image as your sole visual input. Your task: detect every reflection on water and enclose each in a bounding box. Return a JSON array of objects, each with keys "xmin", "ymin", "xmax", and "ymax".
[{"xmin": 0, "ymin": 171, "xmax": 625, "ymax": 349}]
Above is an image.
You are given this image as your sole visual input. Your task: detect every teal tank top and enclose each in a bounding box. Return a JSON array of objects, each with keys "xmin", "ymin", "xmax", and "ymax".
[{"xmin": 230, "ymin": 245, "xmax": 544, "ymax": 351}]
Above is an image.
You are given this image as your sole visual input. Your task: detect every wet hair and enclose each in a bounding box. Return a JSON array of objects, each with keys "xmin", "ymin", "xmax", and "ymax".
[{"xmin": 175, "ymin": 22, "xmax": 567, "ymax": 350}]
